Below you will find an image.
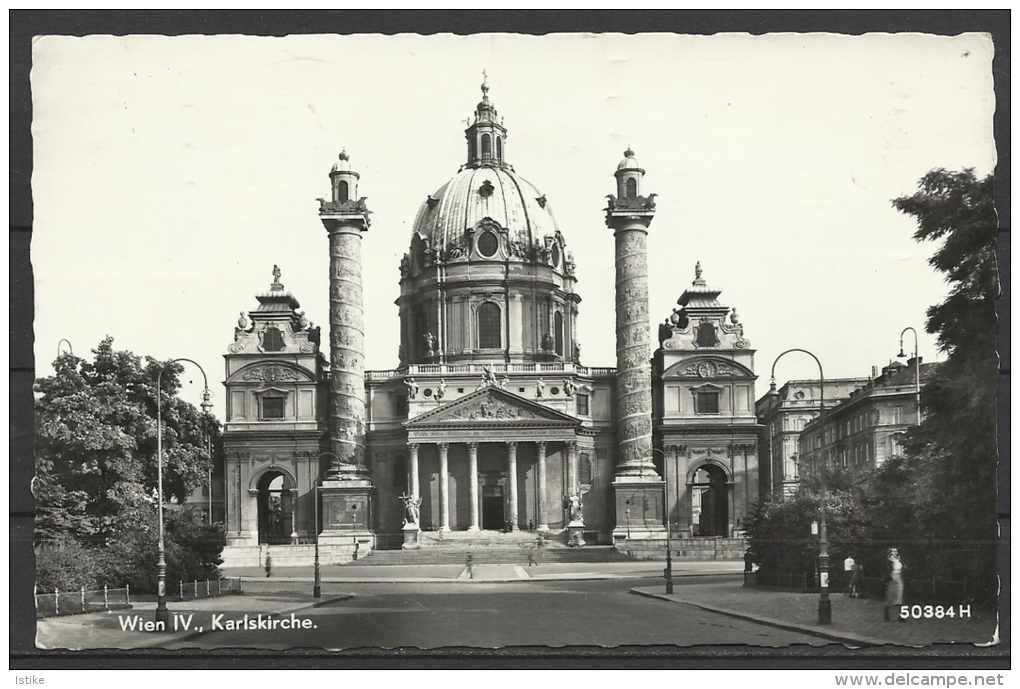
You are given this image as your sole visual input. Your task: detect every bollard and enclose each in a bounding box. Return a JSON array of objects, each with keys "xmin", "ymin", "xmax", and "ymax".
[
  {"xmin": 81, "ymin": 586, "xmax": 86, "ymax": 614},
  {"xmin": 54, "ymin": 588, "xmax": 59, "ymax": 616},
  {"xmin": 104, "ymin": 585, "xmax": 109, "ymax": 611}
]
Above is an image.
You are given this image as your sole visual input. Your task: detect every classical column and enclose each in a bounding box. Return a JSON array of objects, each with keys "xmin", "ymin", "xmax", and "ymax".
[
  {"xmin": 566, "ymin": 440, "xmax": 579, "ymax": 496},
  {"xmin": 506, "ymin": 441, "xmax": 519, "ymax": 531},
  {"xmin": 438, "ymin": 442, "xmax": 450, "ymax": 532},
  {"xmin": 536, "ymin": 441, "xmax": 548, "ymax": 531},
  {"xmin": 408, "ymin": 443, "xmax": 420, "ymax": 499},
  {"xmin": 320, "ymin": 152, "xmax": 371, "ymax": 481},
  {"xmin": 467, "ymin": 442, "xmax": 480, "ymax": 531},
  {"xmin": 606, "ymin": 148, "xmax": 658, "ymax": 479}
]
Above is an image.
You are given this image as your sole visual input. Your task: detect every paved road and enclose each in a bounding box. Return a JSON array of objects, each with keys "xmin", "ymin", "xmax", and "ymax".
[{"xmin": 162, "ymin": 576, "xmax": 823, "ymax": 650}]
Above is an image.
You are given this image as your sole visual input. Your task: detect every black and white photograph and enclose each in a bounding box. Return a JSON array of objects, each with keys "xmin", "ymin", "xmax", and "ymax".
[{"xmin": 17, "ymin": 19, "xmax": 1004, "ymax": 670}]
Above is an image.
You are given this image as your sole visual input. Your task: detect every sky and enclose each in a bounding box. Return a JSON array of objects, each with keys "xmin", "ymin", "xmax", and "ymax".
[{"xmin": 31, "ymin": 32, "xmax": 996, "ymax": 413}]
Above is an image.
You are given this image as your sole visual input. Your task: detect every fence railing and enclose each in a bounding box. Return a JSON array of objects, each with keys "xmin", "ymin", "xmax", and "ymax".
[
  {"xmin": 35, "ymin": 585, "xmax": 132, "ymax": 619},
  {"xmin": 752, "ymin": 569, "xmax": 981, "ymax": 604},
  {"xmin": 175, "ymin": 577, "xmax": 242, "ymax": 601},
  {"xmin": 35, "ymin": 578, "xmax": 243, "ymax": 619}
]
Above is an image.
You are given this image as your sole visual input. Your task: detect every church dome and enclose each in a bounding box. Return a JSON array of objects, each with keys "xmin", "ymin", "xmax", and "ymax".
[
  {"xmin": 617, "ymin": 147, "xmax": 640, "ymax": 171},
  {"xmin": 411, "ymin": 165, "xmax": 559, "ymax": 255}
]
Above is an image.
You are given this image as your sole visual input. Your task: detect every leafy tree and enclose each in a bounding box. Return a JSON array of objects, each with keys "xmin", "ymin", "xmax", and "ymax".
[
  {"xmin": 34, "ymin": 337, "xmax": 224, "ymax": 591},
  {"xmin": 880, "ymin": 168, "xmax": 999, "ymax": 598}
]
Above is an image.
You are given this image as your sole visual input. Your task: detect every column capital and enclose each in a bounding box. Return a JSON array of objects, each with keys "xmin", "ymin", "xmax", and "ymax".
[
  {"xmin": 466, "ymin": 441, "xmax": 479, "ymax": 452},
  {"xmin": 535, "ymin": 440, "xmax": 547, "ymax": 451},
  {"xmin": 407, "ymin": 442, "xmax": 420, "ymax": 452},
  {"xmin": 437, "ymin": 441, "xmax": 450, "ymax": 452},
  {"xmin": 566, "ymin": 439, "xmax": 578, "ymax": 452},
  {"xmin": 506, "ymin": 441, "xmax": 518, "ymax": 452}
]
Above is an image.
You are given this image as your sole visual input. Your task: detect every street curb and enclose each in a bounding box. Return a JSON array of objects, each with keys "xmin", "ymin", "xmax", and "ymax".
[
  {"xmin": 629, "ymin": 587, "xmax": 894, "ymax": 647},
  {"xmin": 238, "ymin": 570, "xmax": 740, "ymax": 585}
]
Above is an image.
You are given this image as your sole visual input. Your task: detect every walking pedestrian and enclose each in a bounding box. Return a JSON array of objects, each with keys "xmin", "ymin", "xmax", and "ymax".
[
  {"xmin": 466, "ymin": 552, "xmax": 474, "ymax": 580},
  {"xmin": 883, "ymin": 548, "xmax": 906, "ymax": 621},
  {"xmin": 528, "ymin": 547, "xmax": 536, "ymax": 567},
  {"xmin": 843, "ymin": 553, "xmax": 855, "ymax": 595},
  {"xmin": 849, "ymin": 559, "xmax": 863, "ymax": 599},
  {"xmin": 265, "ymin": 553, "xmax": 272, "ymax": 578}
]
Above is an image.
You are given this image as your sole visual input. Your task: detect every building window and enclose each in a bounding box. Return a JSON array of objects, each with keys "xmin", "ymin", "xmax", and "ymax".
[
  {"xmin": 893, "ymin": 406, "xmax": 902, "ymax": 424},
  {"xmin": 626, "ymin": 177, "xmax": 637, "ymax": 198},
  {"xmin": 496, "ymin": 136, "xmax": 502, "ymax": 161},
  {"xmin": 478, "ymin": 302, "xmax": 501, "ymax": 348},
  {"xmin": 414, "ymin": 310, "xmax": 428, "ymax": 359},
  {"xmin": 576, "ymin": 393, "xmax": 589, "ymax": 416},
  {"xmin": 262, "ymin": 327, "xmax": 284, "ymax": 352},
  {"xmin": 481, "ymin": 134, "xmax": 491, "ymax": 160},
  {"xmin": 477, "ymin": 230, "xmax": 499, "ymax": 258},
  {"xmin": 337, "ymin": 180, "xmax": 349, "ymax": 203},
  {"xmin": 261, "ymin": 397, "xmax": 285, "ymax": 420},
  {"xmin": 554, "ymin": 311, "xmax": 564, "ymax": 356},
  {"xmin": 696, "ymin": 322, "xmax": 717, "ymax": 347},
  {"xmin": 579, "ymin": 454, "xmax": 592, "ymax": 485},
  {"xmin": 696, "ymin": 391, "xmax": 720, "ymax": 414}
]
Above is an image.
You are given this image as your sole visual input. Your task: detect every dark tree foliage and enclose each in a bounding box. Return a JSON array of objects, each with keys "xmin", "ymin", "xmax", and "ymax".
[
  {"xmin": 34, "ymin": 337, "xmax": 224, "ymax": 592},
  {"xmin": 873, "ymin": 168, "xmax": 998, "ymax": 599}
]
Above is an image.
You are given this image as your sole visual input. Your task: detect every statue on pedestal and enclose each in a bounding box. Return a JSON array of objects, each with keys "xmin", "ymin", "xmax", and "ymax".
[{"xmin": 399, "ymin": 493, "xmax": 421, "ymax": 526}]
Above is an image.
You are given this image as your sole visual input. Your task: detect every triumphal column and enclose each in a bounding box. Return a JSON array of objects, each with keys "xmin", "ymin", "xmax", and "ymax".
[
  {"xmin": 606, "ymin": 148, "xmax": 666, "ymax": 540},
  {"xmin": 317, "ymin": 150, "xmax": 374, "ymax": 552}
]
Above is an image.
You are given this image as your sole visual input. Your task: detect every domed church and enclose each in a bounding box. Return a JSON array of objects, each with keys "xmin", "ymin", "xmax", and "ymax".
[{"xmin": 217, "ymin": 84, "xmax": 761, "ymax": 566}]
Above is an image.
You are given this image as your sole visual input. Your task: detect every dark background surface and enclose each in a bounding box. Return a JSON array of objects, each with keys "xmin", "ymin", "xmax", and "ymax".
[{"xmin": 10, "ymin": 10, "xmax": 1010, "ymax": 669}]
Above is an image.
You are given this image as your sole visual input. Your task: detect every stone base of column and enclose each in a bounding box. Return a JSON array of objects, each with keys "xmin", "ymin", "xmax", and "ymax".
[
  {"xmin": 401, "ymin": 523, "xmax": 421, "ymax": 549},
  {"xmin": 319, "ymin": 481, "xmax": 374, "ymax": 548},
  {"xmin": 567, "ymin": 524, "xmax": 586, "ymax": 547},
  {"xmin": 467, "ymin": 525, "xmax": 480, "ymax": 532},
  {"xmin": 612, "ymin": 480, "xmax": 666, "ymax": 541},
  {"xmin": 537, "ymin": 523, "xmax": 550, "ymax": 532}
]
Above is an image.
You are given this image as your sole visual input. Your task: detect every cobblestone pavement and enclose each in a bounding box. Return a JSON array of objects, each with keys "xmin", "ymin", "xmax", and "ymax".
[{"xmin": 633, "ymin": 578, "xmax": 998, "ymax": 648}]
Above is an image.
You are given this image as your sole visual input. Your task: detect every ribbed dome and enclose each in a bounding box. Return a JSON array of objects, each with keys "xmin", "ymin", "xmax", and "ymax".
[
  {"xmin": 411, "ymin": 165, "xmax": 559, "ymax": 253},
  {"xmin": 617, "ymin": 147, "xmax": 640, "ymax": 170}
]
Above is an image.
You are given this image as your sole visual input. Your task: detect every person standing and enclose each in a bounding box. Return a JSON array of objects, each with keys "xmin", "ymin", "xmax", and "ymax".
[
  {"xmin": 843, "ymin": 553, "xmax": 855, "ymax": 595},
  {"xmin": 883, "ymin": 548, "xmax": 906, "ymax": 621},
  {"xmin": 850, "ymin": 558, "xmax": 863, "ymax": 599}
]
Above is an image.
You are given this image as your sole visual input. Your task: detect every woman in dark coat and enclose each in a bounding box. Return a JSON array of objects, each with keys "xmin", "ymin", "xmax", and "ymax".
[{"xmin": 883, "ymin": 548, "xmax": 905, "ymax": 621}]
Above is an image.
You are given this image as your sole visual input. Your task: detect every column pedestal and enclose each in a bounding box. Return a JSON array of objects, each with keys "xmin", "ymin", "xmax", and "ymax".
[
  {"xmin": 401, "ymin": 523, "xmax": 421, "ymax": 549},
  {"xmin": 318, "ymin": 479, "xmax": 374, "ymax": 559},
  {"xmin": 612, "ymin": 480, "xmax": 667, "ymax": 541}
]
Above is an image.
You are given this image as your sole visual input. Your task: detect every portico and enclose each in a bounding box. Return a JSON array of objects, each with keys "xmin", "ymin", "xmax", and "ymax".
[{"xmin": 404, "ymin": 387, "xmax": 588, "ymax": 533}]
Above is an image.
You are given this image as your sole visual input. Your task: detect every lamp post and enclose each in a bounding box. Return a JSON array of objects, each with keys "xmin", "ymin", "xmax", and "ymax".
[
  {"xmin": 57, "ymin": 339, "xmax": 74, "ymax": 358},
  {"xmin": 155, "ymin": 358, "xmax": 212, "ymax": 628},
  {"xmin": 652, "ymin": 448, "xmax": 673, "ymax": 594},
  {"xmin": 771, "ymin": 348, "xmax": 830, "ymax": 625},
  {"xmin": 898, "ymin": 327, "xmax": 922, "ymax": 424}
]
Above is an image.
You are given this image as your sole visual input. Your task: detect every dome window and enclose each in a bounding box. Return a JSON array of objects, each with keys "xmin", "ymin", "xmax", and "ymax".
[
  {"xmin": 477, "ymin": 230, "xmax": 499, "ymax": 258},
  {"xmin": 481, "ymin": 134, "xmax": 492, "ymax": 160},
  {"xmin": 496, "ymin": 136, "xmax": 502, "ymax": 161},
  {"xmin": 626, "ymin": 177, "xmax": 638, "ymax": 199},
  {"xmin": 337, "ymin": 180, "xmax": 349, "ymax": 203},
  {"xmin": 550, "ymin": 243, "xmax": 561, "ymax": 268},
  {"xmin": 554, "ymin": 311, "xmax": 564, "ymax": 356},
  {"xmin": 478, "ymin": 302, "xmax": 501, "ymax": 349}
]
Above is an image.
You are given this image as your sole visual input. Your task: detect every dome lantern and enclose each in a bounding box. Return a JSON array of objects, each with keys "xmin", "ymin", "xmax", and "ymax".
[{"xmin": 465, "ymin": 75, "xmax": 508, "ymax": 168}]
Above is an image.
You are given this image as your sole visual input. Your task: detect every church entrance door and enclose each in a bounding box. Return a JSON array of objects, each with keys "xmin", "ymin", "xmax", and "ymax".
[
  {"xmin": 257, "ymin": 471, "xmax": 291, "ymax": 545},
  {"xmin": 481, "ymin": 484, "xmax": 505, "ymax": 531},
  {"xmin": 691, "ymin": 465, "xmax": 728, "ymax": 537}
]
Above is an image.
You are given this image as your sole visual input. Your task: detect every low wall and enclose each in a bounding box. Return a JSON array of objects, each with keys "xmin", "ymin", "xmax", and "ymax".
[
  {"xmin": 221, "ymin": 541, "xmax": 372, "ymax": 568},
  {"xmin": 616, "ymin": 537, "xmax": 748, "ymax": 561}
]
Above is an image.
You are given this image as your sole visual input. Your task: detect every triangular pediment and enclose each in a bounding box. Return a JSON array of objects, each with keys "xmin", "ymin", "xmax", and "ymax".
[{"xmin": 406, "ymin": 386, "xmax": 580, "ymax": 427}]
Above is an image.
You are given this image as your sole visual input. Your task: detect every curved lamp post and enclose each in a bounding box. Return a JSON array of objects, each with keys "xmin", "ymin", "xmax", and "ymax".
[
  {"xmin": 57, "ymin": 339, "xmax": 74, "ymax": 358},
  {"xmin": 155, "ymin": 359, "xmax": 212, "ymax": 628},
  {"xmin": 898, "ymin": 327, "xmax": 922, "ymax": 424},
  {"xmin": 651, "ymin": 448, "xmax": 673, "ymax": 594},
  {"xmin": 770, "ymin": 348, "xmax": 830, "ymax": 625},
  {"xmin": 312, "ymin": 452, "xmax": 344, "ymax": 598}
]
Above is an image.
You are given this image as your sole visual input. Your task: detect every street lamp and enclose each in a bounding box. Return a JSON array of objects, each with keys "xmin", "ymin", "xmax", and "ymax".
[
  {"xmin": 56, "ymin": 339, "xmax": 74, "ymax": 358},
  {"xmin": 652, "ymin": 448, "xmax": 673, "ymax": 594},
  {"xmin": 771, "ymin": 348, "xmax": 830, "ymax": 625},
  {"xmin": 898, "ymin": 327, "xmax": 922, "ymax": 424},
  {"xmin": 155, "ymin": 358, "xmax": 212, "ymax": 628}
]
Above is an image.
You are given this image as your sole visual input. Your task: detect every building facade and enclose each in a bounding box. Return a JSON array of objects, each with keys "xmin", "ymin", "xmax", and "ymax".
[
  {"xmin": 217, "ymin": 84, "xmax": 760, "ymax": 564},
  {"xmin": 755, "ymin": 377, "xmax": 870, "ymax": 499},
  {"xmin": 798, "ymin": 358, "xmax": 935, "ymax": 476}
]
